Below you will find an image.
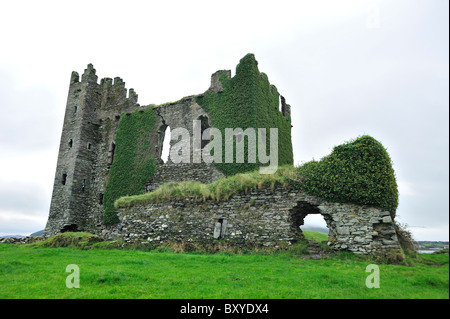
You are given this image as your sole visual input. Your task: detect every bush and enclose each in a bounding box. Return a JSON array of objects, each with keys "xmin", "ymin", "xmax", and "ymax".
[{"xmin": 296, "ymin": 135, "xmax": 398, "ymax": 215}]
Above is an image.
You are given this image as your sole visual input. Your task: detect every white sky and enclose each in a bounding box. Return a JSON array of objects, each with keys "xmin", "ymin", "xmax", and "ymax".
[{"xmin": 0, "ymin": 0, "xmax": 448, "ymax": 241}]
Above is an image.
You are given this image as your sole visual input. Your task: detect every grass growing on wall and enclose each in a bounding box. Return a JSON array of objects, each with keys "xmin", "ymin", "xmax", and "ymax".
[
  {"xmin": 115, "ymin": 135, "xmax": 398, "ymax": 218},
  {"xmin": 115, "ymin": 165, "xmax": 298, "ymax": 208},
  {"xmin": 195, "ymin": 53, "xmax": 293, "ymax": 176},
  {"xmin": 103, "ymin": 108, "xmax": 158, "ymax": 225}
]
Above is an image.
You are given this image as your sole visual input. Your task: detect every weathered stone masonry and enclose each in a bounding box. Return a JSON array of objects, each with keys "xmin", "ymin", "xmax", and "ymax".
[{"xmin": 108, "ymin": 185, "xmax": 402, "ymax": 256}]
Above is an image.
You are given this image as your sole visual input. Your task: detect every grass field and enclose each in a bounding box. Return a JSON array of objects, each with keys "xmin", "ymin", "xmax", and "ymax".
[{"xmin": 0, "ymin": 235, "xmax": 448, "ymax": 299}]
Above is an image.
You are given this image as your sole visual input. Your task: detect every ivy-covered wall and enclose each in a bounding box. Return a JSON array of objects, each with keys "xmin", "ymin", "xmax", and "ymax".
[
  {"xmin": 196, "ymin": 53, "xmax": 293, "ymax": 176},
  {"xmin": 94, "ymin": 55, "xmax": 295, "ymax": 227},
  {"xmin": 103, "ymin": 108, "xmax": 158, "ymax": 225}
]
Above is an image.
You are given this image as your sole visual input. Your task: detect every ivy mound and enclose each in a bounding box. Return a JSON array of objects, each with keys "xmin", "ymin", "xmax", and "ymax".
[{"xmin": 297, "ymin": 135, "xmax": 398, "ymax": 216}]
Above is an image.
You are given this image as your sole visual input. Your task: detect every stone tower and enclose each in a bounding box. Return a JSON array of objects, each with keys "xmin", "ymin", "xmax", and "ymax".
[{"xmin": 44, "ymin": 64, "xmax": 140, "ymax": 236}]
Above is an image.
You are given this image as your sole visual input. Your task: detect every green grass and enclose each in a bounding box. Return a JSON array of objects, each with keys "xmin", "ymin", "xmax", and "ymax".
[
  {"xmin": 0, "ymin": 242, "xmax": 447, "ymax": 299},
  {"xmin": 302, "ymin": 230, "xmax": 329, "ymax": 243}
]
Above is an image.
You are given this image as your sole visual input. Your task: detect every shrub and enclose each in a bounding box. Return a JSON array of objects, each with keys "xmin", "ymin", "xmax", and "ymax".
[{"xmin": 296, "ymin": 135, "xmax": 398, "ymax": 215}]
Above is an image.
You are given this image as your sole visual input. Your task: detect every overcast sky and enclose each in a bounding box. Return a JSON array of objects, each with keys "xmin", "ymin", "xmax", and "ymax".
[{"xmin": 0, "ymin": 0, "xmax": 448, "ymax": 241}]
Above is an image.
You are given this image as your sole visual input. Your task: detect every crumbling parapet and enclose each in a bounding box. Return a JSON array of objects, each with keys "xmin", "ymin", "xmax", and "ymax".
[{"xmin": 209, "ymin": 70, "xmax": 231, "ymax": 92}]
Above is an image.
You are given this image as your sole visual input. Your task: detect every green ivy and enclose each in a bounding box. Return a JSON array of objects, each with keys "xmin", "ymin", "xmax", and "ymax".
[
  {"xmin": 196, "ymin": 53, "xmax": 293, "ymax": 176},
  {"xmin": 296, "ymin": 135, "xmax": 399, "ymax": 216},
  {"xmin": 103, "ymin": 108, "xmax": 158, "ymax": 225}
]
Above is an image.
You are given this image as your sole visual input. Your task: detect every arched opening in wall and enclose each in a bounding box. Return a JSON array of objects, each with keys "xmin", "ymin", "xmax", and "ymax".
[
  {"xmin": 300, "ymin": 214, "xmax": 330, "ymax": 242},
  {"xmin": 61, "ymin": 224, "xmax": 78, "ymax": 233},
  {"xmin": 160, "ymin": 125, "xmax": 171, "ymax": 163},
  {"xmin": 197, "ymin": 115, "xmax": 210, "ymax": 150},
  {"xmin": 61, "ymin": 174, "xmax": 67, "ymax": 185},
  {"xmin": 289, "ymin": 201, "xmax": 332, "ymax": 244}
]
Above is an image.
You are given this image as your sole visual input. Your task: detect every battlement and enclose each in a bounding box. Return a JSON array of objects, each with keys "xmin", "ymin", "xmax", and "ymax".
[
  {"xmin": 69, "ymin": 64, "xmax": 139, "ymax": 113},
  {"xmin": 70, "ymin": 71, "xmax": 79, "ymax": 84},
  {"xmin": 209, "ymin": 69, "xmax": 231, "ymax": 92},
  {"xmin": 81, "ymin": 63, "xmax": 98, "ymax": 83}
]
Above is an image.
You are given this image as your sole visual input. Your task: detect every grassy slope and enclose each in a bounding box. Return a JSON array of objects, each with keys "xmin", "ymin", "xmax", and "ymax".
[
  {"xmin": 302, "ymin": 231, "xmax": 329, "ymax": 243},
  {"xmin": 0, "ymin": 243, "xmax": 447, "ymax": 299}
]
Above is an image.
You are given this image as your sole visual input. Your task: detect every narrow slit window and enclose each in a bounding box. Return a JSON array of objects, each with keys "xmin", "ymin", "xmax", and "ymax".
[
  {"xmin": 197, "ymin": 115, "xmax": 210, "ymax": 149},
  {"xmin": 68, "ymin": 139, "xmax": 73, "ymax": 148},
  {"xmin": 108, "ymin": 142, "xmax": 116, "ymax": 168},
  {"xmin": 62, "ymin": 174, "xmax": 67, "ymax": 185}
]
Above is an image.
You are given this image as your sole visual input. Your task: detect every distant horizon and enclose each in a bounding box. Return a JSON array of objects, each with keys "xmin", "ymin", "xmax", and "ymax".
[{"xmin": 1, "ymin": 227, "xmax": 449, "ymax": 243}]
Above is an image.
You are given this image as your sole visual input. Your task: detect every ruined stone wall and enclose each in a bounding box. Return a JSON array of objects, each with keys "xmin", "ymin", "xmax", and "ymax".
[
  {"xmin": 108, "ymin": 185, "xmax": 402, "ymax": 257},
  {"xmin": 45, "ymin": 64, "xmax": 228, "ymax": 237},
  {"xmin": 147, "ymin": 96, "xmax": 225, "ymax": 189}
]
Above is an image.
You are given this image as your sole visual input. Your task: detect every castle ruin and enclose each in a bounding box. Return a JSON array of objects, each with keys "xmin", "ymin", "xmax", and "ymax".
[{"xmin": 44, "ymin": 54, "xmax": 403, "ymax": 258}]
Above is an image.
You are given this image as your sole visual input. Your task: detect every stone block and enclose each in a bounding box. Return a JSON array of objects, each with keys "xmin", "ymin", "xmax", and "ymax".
[
  {"xmin": 336, "ymin": 226, "xmax": 350, "ymax": 235},
  {"xmin": 382, "ymin": 216, "xmax": 393, "ymax": 223}
]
